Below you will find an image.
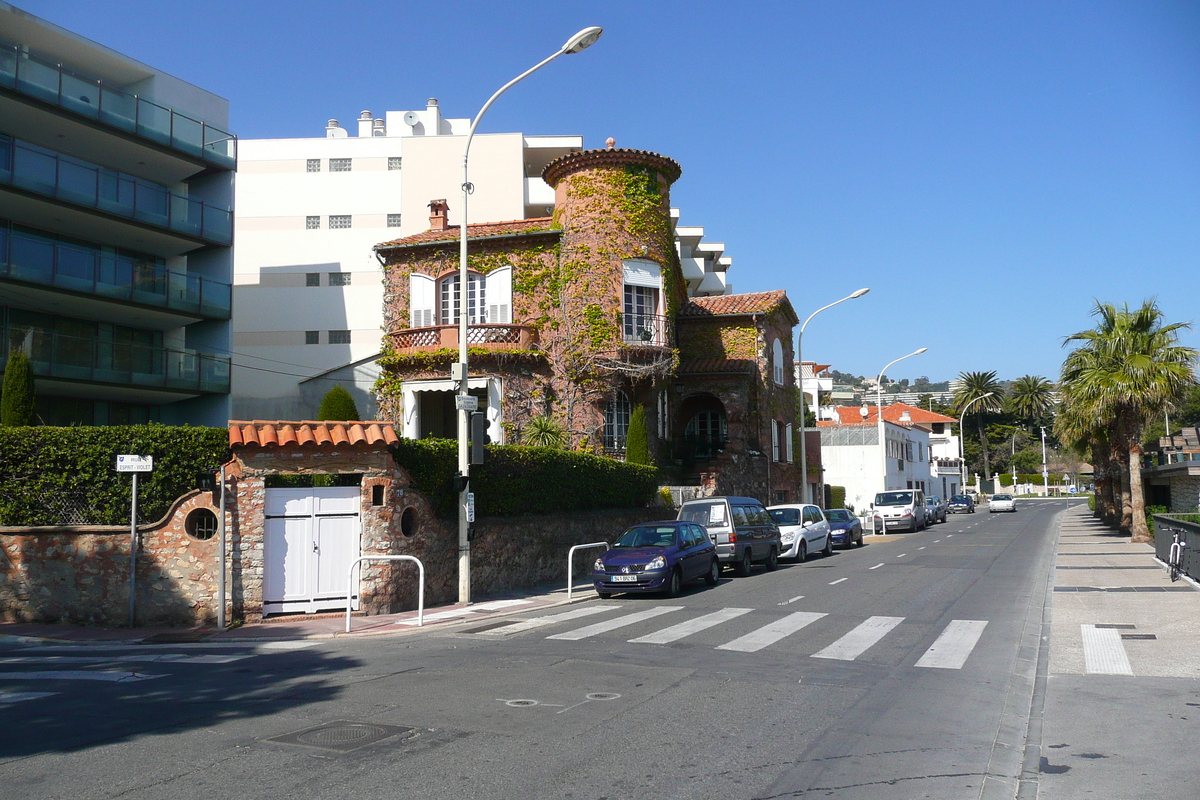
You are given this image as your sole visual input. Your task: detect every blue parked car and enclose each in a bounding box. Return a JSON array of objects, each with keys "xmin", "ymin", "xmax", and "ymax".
[
  {"xmin": 823, "ymin": 508, "xmax": 864, "ymax": 548},
  {"xmin": 593, "ymin": 520, "xmax": 720, "ymax": 598}
]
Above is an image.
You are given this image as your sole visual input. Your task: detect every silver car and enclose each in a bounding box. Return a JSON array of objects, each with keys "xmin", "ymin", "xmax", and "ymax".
[
  {"xmin": 988, "ymin": 493, "xmax": 1017, "ymax": 513},
  {"xmin": 768, "ymin": 504, "xmax": 831, "ymax": 561}
]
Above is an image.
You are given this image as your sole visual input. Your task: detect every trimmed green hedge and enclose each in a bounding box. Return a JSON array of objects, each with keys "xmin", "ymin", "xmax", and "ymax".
[
  {"xmin": 999, "ymin": 472, "xmax": 1067, "ymax": 486},
  {"xmin": 391, "ymin": 438, "xmax": 658, "ymax": 518},
  {"xmin": 0, "ymin": 425, "xmax": 228, "ymax": 526}
]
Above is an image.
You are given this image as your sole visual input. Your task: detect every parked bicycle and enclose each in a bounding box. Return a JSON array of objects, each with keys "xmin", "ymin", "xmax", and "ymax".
[{"xmin": 1167, "ymin": 527, "xmax": 1188, "ymax": 583}]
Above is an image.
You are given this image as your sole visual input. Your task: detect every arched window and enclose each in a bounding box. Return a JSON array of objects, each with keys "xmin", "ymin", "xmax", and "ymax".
[
  {"xmin": 439, "ymin": 273, "xmax": 486, "ymax": 325},
  {"xmin": 604, "ymin": 391, "xmax": 632, "ymax": 450},
  {"xmin": 685, "ymin": 409, "xmax": 727, "ymax": 457},
  {"xmin": 772, "ymin": 338, "xmax": 785, "ymax": 385}
]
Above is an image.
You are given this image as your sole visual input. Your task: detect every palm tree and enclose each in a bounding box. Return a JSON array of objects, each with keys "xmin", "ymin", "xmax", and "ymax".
[
  {"xmin": 1060, "ymin": 300, "xmax": 1197, "ymax": 541},
  {"xmin": 951, "ymin": 371, "xmax": 1005, "ymax": 480},
  {"xmin": 1008, "ymin": 375, "xmax": 1054, "ymax": 430}
]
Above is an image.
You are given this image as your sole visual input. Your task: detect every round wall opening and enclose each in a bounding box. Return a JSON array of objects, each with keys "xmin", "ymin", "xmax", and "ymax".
[
  {"xmin": 400, "ymin": 507, "xmax": 418, "ymax": 538},
  {"xmin": 185, "ymin": 508, "xmax": 218, "ymax": 541}
]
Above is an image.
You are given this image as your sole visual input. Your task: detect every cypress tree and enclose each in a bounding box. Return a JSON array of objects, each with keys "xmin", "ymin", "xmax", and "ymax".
[
  {"xmin": 1, "ymin": 350, "xmax": 36, "ymax": 426},
  {"xmin": 625, "ymin": 404, "xmax": 651, "ymax": 465},
  {"xmin": 317, "ymin": 384, "xmax": 361, "ymax": 421}
]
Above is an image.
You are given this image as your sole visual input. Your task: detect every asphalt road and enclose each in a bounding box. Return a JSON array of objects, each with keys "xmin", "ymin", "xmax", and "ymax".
[{"xmin": 0, "ymin": 500, "xmax": 1076, "ymax": 800}]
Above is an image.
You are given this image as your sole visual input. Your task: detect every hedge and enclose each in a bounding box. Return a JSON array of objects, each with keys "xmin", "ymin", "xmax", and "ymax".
[
  {"xmin": 999, "ymin": 472, "xmax": 1067, "ymax": 487},
  {"xmin": 0, "ymin": 425, "xmax": 228, "ymax": 526},
  {"xmin": 391, "ymin": 438, "xmax": 658, "ymax": 518}
]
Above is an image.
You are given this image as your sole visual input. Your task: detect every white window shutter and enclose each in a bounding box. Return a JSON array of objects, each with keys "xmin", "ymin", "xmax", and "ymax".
[
  {"xmin": 409, "ymin": 273, "xmax": 435, "ymax": 327},
  {"xmin": 486, "ymin": 267, "xmax": 512, "ymax": 324},
  {"xmin": 772, "ymin": 421, "xmax": 780, "ymax": 463},
  {"xmin": 786, "ymin": 423, "xmax": 794, "ymax": 463}
]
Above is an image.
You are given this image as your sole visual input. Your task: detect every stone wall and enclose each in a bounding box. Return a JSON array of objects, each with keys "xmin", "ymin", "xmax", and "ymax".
[{"xmin": 1169, "ymin": 475, "xmax": 1200, "ymax": 512}]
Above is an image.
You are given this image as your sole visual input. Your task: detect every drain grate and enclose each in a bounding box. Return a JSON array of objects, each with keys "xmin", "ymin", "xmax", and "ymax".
[
  {"xmin": 1121, "ymin": 633, "xmax": 1157, "ymax": 640},
  {"xmin": 1094, "ymin": 624, "xmax": 1136, "ymax": 629},
  {"xmin": 266, "ymin": 721, "xmax": 413, "ymax": 753}
]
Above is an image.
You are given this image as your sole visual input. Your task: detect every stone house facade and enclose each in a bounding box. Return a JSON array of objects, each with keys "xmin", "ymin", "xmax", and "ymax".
[{"xmin": 375, "ymin": 145, "xmax": 805, "ymax": 502}]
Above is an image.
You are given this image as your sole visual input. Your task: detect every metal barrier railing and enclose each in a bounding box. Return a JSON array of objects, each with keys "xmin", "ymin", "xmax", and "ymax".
[
  {"xmin": 1153, "ymin": 514, "xmax": 1200, "ymax": 582},
  {"xmin": 566, "ymin": 541, "xmax": 610, "ymax": 601},
  {"xmin": 345, "ymin": 555, "xmax": 424, "ymax": 633}
]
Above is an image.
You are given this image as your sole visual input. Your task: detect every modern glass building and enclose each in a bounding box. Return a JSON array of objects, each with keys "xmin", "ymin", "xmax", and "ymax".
[{"xmin": 0, "ymin": 3, "xmax": 234, "ymax": 425}]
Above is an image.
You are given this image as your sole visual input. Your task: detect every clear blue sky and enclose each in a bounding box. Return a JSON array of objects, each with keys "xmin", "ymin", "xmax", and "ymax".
[{"xmin": 20, "ymin": 0, "xmax": 1200, "ymax": 385}]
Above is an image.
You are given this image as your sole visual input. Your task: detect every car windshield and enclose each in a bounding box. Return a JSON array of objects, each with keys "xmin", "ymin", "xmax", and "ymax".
[
  {"xmin": 679, "ymin": 502, "xmax": 727, "ymax": 526},
  {"xmin": 614, "ymin": 526, "xmax": 678, "ymax": 548},
  {"xmin": 875, "ymin": 491, "xmax": 915, "ymax": 506},
  {"xmin": 951, "ymin": 495, "xmax": 970, "ymax": 503},
  {"xmin": 925, "ymin": 499, "xmax": 936, "ymax": 506},
  {"xmin": 992, "ymin": 494, "xmax": 1013, "ymax": 501},
  {"xmin": 825, "ymin": 509, "xmax": 853, "ymax": 522},
  {"xmin": 769, "ymin": 508, "xmax": 801, "ymax": 526}
]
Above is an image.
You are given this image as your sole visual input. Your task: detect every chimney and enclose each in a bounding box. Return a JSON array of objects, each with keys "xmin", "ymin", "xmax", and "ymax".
[
  {"xmin": 325, "ymin": 119, "xmax": 347, "ymax": 138},
  {"xmin": 426, "ymin": 98, "xmax": 442, "ymax": 135},
  {"xmin": 372, "ymin": 118, "xmax": 387, "ymax": 136},
  {"xmin": 357, "ymin": 110, "xmax": 373, "ymax": 138},
  {"xmin": 428, "ymin": 199, "xmax": 450, "ymax": 231}
]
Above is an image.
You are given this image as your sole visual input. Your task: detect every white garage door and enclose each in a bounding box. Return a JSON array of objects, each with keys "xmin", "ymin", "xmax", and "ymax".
[{"xmin": 263, "ymin": 486, "xmax": 361, "ymax": 615}]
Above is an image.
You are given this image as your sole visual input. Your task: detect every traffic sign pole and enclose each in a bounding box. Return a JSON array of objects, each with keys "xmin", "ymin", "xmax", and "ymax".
[{"xmin": 129, "ymin": 471, "xmax": 137, "ymax": 627}]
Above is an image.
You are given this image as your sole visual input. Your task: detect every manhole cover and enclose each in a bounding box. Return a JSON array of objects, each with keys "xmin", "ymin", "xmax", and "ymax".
[
  {"xmin": 586, "ymin": 692, "xmax": 621, "ymax": 701},
  {"xmin": 266, "ymin": 721, "xmax": 413, "ymax": 752},
  {"xmin": 505, "ymin": 699, "xmax": 539, "ymax": 707}
]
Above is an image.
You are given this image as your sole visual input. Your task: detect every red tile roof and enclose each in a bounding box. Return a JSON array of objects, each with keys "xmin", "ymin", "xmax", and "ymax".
[
  {"xmin": 679, "ymin": 358, "xmax": 757, "ymax": 375},
  {"xmin": 680, "ymin": 290, "xmax": 798, "ymax": 324},
  {"xmin": 828, "ymin": 401, "xmax": 957, "ymax": 426},
  {"xmin": 375, "ymin": 217, "xmax": 557, "ymax": 249},
  {"xmin": 229, "ymin": 421, "xmax": 400, "ymax": 449}
]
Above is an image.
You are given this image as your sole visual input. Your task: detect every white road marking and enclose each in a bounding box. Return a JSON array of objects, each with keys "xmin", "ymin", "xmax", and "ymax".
[
  {"xmin": 898, "ymin": 554, "xmax": 907, "ymax": 558},
  {"xmin": 0, "ymin": 654, "xmax": 248, "ymax": 665},
  {"xmin": 779, "ymin": 595, "xmax": 805, "ymax": 605},
  {"xmin": 717, "ymin": 611, "xmax": 828, "ymax": 653},
  {"xmin": 629, "ymin": 608, "xmax": 752, "ymax": 644},
  {"xmin": 869, "ymin": 563, "xmax": 884, "ymax": 570},
  {"xmin": 918, "ymin": 546, "xmax": 926, "ymax": 550},
  {"xmin": 0, "ymin": 691, "xmax": 56, "ymax": 705},
  {"xmin": 829, "ymin": 577, "xmax": 848, "ymax": 585},
  {"xmin": 478, "ymin": 604, "xmax": 622, "ymax": 635},
  {"xmin": 812, "ymin": 616, "xmax": 905, "ymax": 661},
  {"xmin": 0, "ymin": 670, "xmax": 164, "ymax": 682},
  {"xmin": 1081, "ymin": 624, "xmax": 1133, "ymax": 675},
  {"xmin": 915, "ymin": 620, "xmax": 988, "ymax": 669},
  {"xmin": 547, "ymin": 606, "xmax": 682, "ymax": 641},
  {"xmin": 934, "ymin": 539, "xmax": 940, "ymax": 543},
  {"xmin": 13, "ymin": 641, "xmax": 317, "ymax": 652}
]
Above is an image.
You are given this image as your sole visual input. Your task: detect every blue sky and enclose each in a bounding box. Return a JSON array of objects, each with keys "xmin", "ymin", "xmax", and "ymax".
[{"xmin": 20, "ymin": 0, "xmax": 1200, "ymax": 385}]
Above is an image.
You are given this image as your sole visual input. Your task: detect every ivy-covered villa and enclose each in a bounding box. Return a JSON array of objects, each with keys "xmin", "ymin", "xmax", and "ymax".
[{"xmin": 374, "ymin": 144, "xmax": 807, "ymax": 502}]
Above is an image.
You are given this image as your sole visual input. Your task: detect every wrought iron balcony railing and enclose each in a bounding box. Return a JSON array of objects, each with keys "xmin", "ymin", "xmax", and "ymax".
[{"xmin": 622, "ymin": 312, "xmax": 670, "ymax": 347}]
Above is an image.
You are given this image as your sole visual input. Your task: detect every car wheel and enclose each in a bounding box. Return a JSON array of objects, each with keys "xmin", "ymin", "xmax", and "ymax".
[
  {"xmin": 597, "ymin": 591, "xmax": 612, "ymax": 599},
  {"xmin": 856, "ymin": 531, "xmax": 864, "ymax": 547},
  {"xmin": 665, "ymin": 567, "xmax": 682, "ymax": 597},
  {"xmin": 737, "ymin": 547, "xmax": 753, "ymax": 576},
  {"xmin": 797, "ymin": 540, "xmax": 808, "ymax": 563},
  {"xmin": 765, "ymin": 547, "xmax": 778, "ymax": 571},
  {"xmin": 705, "ymin": 559, "xmax": 720, "ymax": 586},
  {"xmin": 822, "ymin": 535, "xmax": 833, "ymax": 557}
]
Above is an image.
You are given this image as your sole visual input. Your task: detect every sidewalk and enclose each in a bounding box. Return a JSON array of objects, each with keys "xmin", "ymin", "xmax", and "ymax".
[{"xmin": 1035, "ymin": 503, "xmax": 1200, "ymax": 800}]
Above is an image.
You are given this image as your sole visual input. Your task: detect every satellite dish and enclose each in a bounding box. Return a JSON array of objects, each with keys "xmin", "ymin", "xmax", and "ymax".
[{"xmin": 403, "ymin": 111, "xmax": 420, "ymax": 126}]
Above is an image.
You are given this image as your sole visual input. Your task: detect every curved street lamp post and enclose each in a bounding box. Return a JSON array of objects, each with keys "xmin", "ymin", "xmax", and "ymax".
[
  {"xmin": 456, "ymin": 27, "xmax": 603, "ymax": 604},
  {"xmin": 875, "ymin": 348, "xmax": 928, "ymax": 497},
  {"xmin": 958, "ymin": 392, "xmax": 996, "ymax": 495}
]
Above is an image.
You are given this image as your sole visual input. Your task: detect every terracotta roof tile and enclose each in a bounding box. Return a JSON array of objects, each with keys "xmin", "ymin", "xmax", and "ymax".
[
  {"xmin": 680, "ymin": 290, "xmax": 798, "ymax": 324},
  {"xmin": 376, "ymin": 217, "xmax": 558, "ymax": 249},
  {"xmin": 829, "ymin": 402, "xmax": 957, "ymax": 426},
  {"xmin": 679, "ymin": 358, "xmax": 757, "ymax": 374},
  {"xmin": 228, "ymin": 420, "xmax": 400, "ymax": 449}
]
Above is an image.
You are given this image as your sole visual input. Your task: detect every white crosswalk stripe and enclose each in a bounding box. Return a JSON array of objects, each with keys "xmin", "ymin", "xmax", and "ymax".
[
  {"xmin": 0, "ymin": 670, "xmax": 164, "ymax": 682},
  {"xmin": 914, "ymin": 620, "xmax": 988, "ymax": 669},
  {"xmin": 0, "ymin": 653, "xmax": 250, "ymax": 665},
  {"xmin": 629, "ymin": 608, "xmax": 752, "ymax": 644},
  {"xmin": 1081, "ymin": 624, "xmax": 1133, "ymax": 675},
  {"xmin": 477, "ymin": 604, "xmax": 624, "ymax": 636},
  {"xmin": 546, "ymin": 606, "xmax": 682, "ymax": 641},
  {"xmin": 812, "ymin": 616, "xmax": 904, "ymax": 661},
  {"xmin": 716, "ymin": 611, "xmax": 827, "ymax": 653},
  {"xmin": 0, "ymin": 691, "xmax": 56, "ymax": 705}
]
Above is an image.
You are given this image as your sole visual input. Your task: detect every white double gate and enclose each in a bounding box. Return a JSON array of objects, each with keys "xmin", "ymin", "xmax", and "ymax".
[{"xmin": 263, "ymin": 487, "xmax": 361, "ymax": 615}]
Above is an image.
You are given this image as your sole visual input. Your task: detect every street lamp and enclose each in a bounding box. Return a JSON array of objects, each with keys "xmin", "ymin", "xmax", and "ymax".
[
  {"xmin": 1040, "ymin": 425, "xmax": 1049, "ymax": 497},
  {"xmin": 455, "ymin": 26, "xmax": 603, "ymax": 605},
  {"xmin": 958, "ymin": 392, "xmax": 995, "ymax": 494},
  {"xmin": 796, "ymin": 288, "xmax": 869, "ymax": 504},
  {"xmin": 876, "ymin": 348, "xmax": 927, "ymax": 495}
]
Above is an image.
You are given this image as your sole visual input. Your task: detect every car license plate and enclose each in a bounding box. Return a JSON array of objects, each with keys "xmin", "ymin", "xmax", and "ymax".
[{"xmin": 611, "ymin": 575, "xmax": 638, "ymax": 583}]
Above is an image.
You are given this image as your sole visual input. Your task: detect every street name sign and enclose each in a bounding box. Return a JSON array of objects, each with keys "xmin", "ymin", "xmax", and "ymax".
[{"xmin": 116, "ymin": 455, "xmax": 153, "ymax": 473}]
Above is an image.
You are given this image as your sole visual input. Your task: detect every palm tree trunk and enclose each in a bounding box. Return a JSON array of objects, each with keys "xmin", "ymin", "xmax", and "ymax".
[
  {"xmin": 1115, "ymin": 446, "xmax": 1132, "ymax": 535},
  {"xmin": 977, "ymin": 416, "xmax": 992, "ymax": 481},
  {"xmin": 1128, "ymin": 439, "xmax": 1151, "ymax": 543}
]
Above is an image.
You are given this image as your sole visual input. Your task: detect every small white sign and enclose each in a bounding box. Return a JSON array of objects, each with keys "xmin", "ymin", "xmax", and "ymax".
[
  {"xmin": 466, "ymin": 492, "xmax": 476, "ymax": 523},
  {"xmin": 455, "ymin": 395, "xmax": 479, "ymax": 412},
  {"xmin": 116, "ymin": 454, "xmax": 153, "ymax": 473}
]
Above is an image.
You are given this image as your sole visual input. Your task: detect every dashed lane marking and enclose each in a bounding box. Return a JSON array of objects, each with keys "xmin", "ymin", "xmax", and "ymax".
[
  {"xmin": 829, "ymin": 578, "xmax": 848, "ymax": 585},
  {"xmin": 869, "ymin": 563, "xmax": 884, "ymax": 570}
]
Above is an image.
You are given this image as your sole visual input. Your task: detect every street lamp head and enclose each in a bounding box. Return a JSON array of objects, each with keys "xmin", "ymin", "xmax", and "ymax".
[
  {"xmin": 913, "ymin": 347, "xmax": 928, "ymax": 355},
  {"xmin": 563, "ymin": 26, "xmax": 603, "ymax": 54},
  {"xmin": 850, "ymin": 287, "xmax": 870, "ymax": 299}
]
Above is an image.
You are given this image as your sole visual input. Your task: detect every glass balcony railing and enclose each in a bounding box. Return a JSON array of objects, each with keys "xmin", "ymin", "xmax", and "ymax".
[
  {"xmin": 0, "ymin": 40, "xmax": 236, "ymax": 168},
  {"xmin": 0, "ymin": 137, "xmax": 232, "ymax": 245},
  {"xmin": 0, "ymin": 222, "xmax": 231, "ymax": 319},
  {"xmin": 1, "ymin": 330, "xmax": 230, "ymax": 395}
]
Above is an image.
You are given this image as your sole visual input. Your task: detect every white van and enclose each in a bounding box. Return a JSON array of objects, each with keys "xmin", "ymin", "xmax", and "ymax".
[{"xmin": 872, "ymin": 489, "xmax": 927, "ymax": 532}]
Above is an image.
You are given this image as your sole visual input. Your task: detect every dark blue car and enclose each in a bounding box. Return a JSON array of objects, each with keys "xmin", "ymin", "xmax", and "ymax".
[
  {"xmin": 592, "ymin": 520, "xmax": 720, "ymax": 598},
  {"xmin": 823, "ymin": 508, "xmax": 864, "ymax": 548}
]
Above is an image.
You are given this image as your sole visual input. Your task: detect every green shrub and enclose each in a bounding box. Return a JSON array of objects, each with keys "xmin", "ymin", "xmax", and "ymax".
[
  {"xmin": 625, "ymin": 405, "xmax": 651, "ymax": 465},
  {"xmin": 1, "ymin": 350, "xmax": 36, "ymax": 426},
  {"xmin": 0, "ymin": 425, "xmax": 229, "ymax": 525},
  {"xmin": 521, "ymin": 415, "xmax": 567, "ymax": 448},
  {"xmin": 829, "ymin": 485, "xmax": 846, "ymax": 509},
  {"xmin": 390, "ymin": 438, "xmax": 658, "ymax": 518},
  {"xmin": 317, "ymin": 384, "xmax": 361, "ymax": 420}
]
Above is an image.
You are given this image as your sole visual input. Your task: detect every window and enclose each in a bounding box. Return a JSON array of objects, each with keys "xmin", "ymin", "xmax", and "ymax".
[
  {"xmin": 329, "ymin": 215, "xmax": 351, "ymax": 229},
  {"xmin": 328, "ymin": 330, "xmax": 351, "ymax": 344},
  {"xmin": 305, "ymin": 330, "xmax": 319, "ymax": 344},
  {"xmin": 772, "ymin": 338, "xmax": 785, "ymax": 385},
  {"xmin": 330, "ymin": 158, "xmax": 352, "ymax": 172},
  {"xmin": 772, "ymin": 420, "xmax": 781, "ymax": 462},
  {"xmin": 305, "ymin": 273, "xmax": 321, "ymax": 287},
  {"xmin": 387, "ymin": 213, "xmax": 402, "ymax": 228},
  {"xmin": 439, "ymin": 273, "xmax": 486, "ymax": 325},
  {"xmin": 329, "ymin": 272, "xmax": 351, "ymax": 287},
  {"xmin": 785, "ymin": 422, "xmax": 794, "ymax": 463},
  {"xmin": 623, "ymin": 285, "xmax": 660, "ymax": 343},
  {"xmin": 185, "ymin": 509, "xmax": 218, "ymax": 541},
  {"xmin": 388, "ymin": 157, "xmax": 402, "ymax": 170},
  {"xmin": 603, "ymin": 391, "xmax": 632, "ymax": 450},
  {"xmin": 306, "ymin": 159, "xmax": 321, "ymax": 173},
  {"xmin": 306, "ymin": 215, "xmax": 320, "ymax": 230}
]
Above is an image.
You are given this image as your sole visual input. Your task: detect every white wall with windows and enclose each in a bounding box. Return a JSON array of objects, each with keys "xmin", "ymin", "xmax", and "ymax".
[{"xmin": 819, "ymin": 422, "xmax": 934, "ymax": 514}]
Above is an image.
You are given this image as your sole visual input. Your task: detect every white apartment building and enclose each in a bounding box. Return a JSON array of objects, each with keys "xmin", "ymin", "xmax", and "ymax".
[
  {"xmin": 818, "ymin": 419, "xmax": 934, "ymax": 514},
  {"xmin": 232, "ymin": 100, "xmax": 732, "ymax": 420}
]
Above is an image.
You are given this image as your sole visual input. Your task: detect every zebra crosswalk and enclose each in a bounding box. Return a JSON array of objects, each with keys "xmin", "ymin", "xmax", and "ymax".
[{"xmin": 483, "ymin": 604, "xmax": 990, "ymax": 669}]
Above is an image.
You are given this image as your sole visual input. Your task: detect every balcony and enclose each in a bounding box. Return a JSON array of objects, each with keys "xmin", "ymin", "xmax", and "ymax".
[
  {"xmin": 1, "ymin": 137, "xmax": 232, "ymax": 247},
  {"xmin": 390, "ymin": 323, "xmax": 537, "ymax": 354},
  {"xmin": 0, "ymin": 41, "xmax": 236, "ymax": 169},
  {"xmin": 1, "ymin": 222, "xmax": 231, "ymax": 322},
  {"xmin": 1, "ymin": 331, "xmax": 230, "ymax": 395},
  {"xmin": 621, "ymin": 313, "xmax": 670, "ymax": 348}
]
